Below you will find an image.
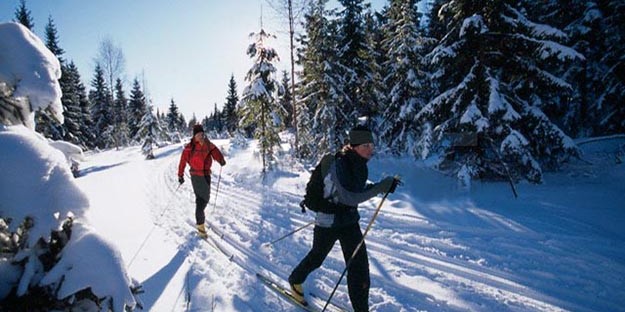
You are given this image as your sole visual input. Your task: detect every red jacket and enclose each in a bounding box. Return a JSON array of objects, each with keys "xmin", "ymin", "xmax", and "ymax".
[{"xmin": 178, "ymin": 139, "xmax": 225, "ymax": 177}]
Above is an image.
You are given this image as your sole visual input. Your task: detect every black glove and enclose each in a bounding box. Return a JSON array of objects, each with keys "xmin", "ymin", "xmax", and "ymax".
[
  {"xmin": 377, "ymin": 177, "xmax": 395, "ymax": 194},
  {"xmin": 220, "ymin": 160, "xmax": 226, "ymax": 166},
  {"xmin": 389, "ymin": 177, "xmax": 401, "ymax": 193},
  {"xmin": 178, "ymin": 176, "xmax": 184, "ymax": 185}
]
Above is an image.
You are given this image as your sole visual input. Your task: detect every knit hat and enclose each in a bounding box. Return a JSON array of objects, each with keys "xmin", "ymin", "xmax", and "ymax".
[
  {"xmin": 349, "ymin": 126, "xmax": 373, "ymax": 146},
  {"xmin": 192, "ymin": 124, "xmax": 204, "ymax": 136}
]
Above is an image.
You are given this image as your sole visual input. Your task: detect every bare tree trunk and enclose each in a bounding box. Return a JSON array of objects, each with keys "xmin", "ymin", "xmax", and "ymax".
[
  {"xmin": 288, "ymin": 0, "xmax": 298, "ymax": 153},
  {"xmin": 265, "ymin": 0, "xmax": 304, "ymax": 154}
]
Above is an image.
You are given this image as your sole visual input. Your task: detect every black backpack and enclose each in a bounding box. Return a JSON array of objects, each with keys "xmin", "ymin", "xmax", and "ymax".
[{"xmin": 300, "ymin": 153, "xmax": 335, "ymax": 213}]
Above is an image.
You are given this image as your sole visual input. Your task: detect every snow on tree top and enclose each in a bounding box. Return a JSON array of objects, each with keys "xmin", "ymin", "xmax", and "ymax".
[{"xmin": 0, "ymin": 22, "xmax": 63, "ymax": 129}]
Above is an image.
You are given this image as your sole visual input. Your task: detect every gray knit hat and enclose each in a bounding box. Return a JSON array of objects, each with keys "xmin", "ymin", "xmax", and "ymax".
[{"xmin": 349, "ymin": 126, "xmax": 373, "ymax": 146}]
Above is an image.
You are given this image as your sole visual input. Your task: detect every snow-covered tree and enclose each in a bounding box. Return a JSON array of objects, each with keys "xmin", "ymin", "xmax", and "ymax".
[
  {"xmin": 113, "ymin": 78, "xmax": 130, "ymax": 148},
  {"xmin": 13, "ymin": 0, "xmax": 34, "ymax": 31},
  {"xmin": 379, "ymin": 0, "xmax": 429, "ymax": 156},
  {"xmin": 239, "ymin": 28, "xmax": 284, "ymax": 173},
  {"xmin": 135, "ymin": 104, "xmax": 162, "ymax": 159},
  {"xmin": 89, "ymin": 64, "xmax": 114, "ymax": 149},
  {"xmin": 297, "ymin": 0, "xmax": 348, "ymax": 158},
  {"xmin": 359, "ymin": 10, "xmax": 386, "ymax": 128},
  {"xmin": 278, "ymin": 70, "xmax": 294, "ymax": 130},
  {"xmin": 1, "ymin": 21, "xmax": 139, "ymax": 311},
  {"xmin": 166, "ymin": 98, "xmax": 184, "ymax": 142},
  {"xmin": 127, "ymin": 78, "xmax": 147, "ymax": 141},
  {"xmin": 59, "ymin": 62, "xmax": 86, "ymax": 147},
  {"xmin": 33, "ymin": 16, "xmax": 66, "ymax": 141},
  {"xmin": 419, "ymin": 1, "xmax": 582, "ymax": 184},
  {"xmin": 223, "ymin": 74, "xmax": 239, "ymax": 135},
  {"xmin": 336, "ymin": 0, "xmax": 369, "ymax": 120}
]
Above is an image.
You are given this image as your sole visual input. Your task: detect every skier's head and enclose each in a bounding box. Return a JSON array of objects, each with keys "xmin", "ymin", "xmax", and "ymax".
[
  {"xmin": 193, "ymin": 124, "xmax": 204, "ymax": 136},
  {"xmin": 349, "ymin": 125, "xmax": 373, "ymax": 146},
  {"xmin": 349, "ymin": 125, "xmax": 375, "ymax": 160}
]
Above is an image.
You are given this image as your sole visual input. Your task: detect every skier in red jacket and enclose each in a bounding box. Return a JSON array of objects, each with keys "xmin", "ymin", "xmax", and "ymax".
[{"xmin": 177, "ymin": 124, "xmax": 226, "ymax": 238}]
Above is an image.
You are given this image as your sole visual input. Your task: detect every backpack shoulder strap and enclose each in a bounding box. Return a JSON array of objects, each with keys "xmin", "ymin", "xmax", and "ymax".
[{"xmin": 319, "ymin": 153, "xmax": 334, "ymax": 178}]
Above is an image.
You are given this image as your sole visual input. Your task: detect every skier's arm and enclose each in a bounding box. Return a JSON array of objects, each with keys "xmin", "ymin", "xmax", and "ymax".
[
  {"xmin": 177, "ymin": 147, "xmax": 190, "ymax": 177},
  {"xmin": 328, "ymin": 163, "xmax": 388, "ymax": 206},
  {"xmin": 209, "ymin": 142, "xmax": 226, "ymax": 166}
]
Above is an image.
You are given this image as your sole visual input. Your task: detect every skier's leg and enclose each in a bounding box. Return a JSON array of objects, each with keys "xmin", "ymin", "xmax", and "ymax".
[
  {"xmin": 339, "ymin": 224, "xmax": 370, "ymax": 312},
  {"xmin": 289, "ymin": 226, "xmax": 337, "ymax": 284},
  {"xmin": 195, "ymin": 196, "xmax": 207, "ymax": 225},
  {"xmin": 191, "ymin": 175, "xmax": 211, "ymax": 225}
]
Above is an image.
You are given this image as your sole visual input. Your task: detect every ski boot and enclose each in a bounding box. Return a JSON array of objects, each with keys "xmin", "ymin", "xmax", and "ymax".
[
  {"xmin": 290, "ymin": 283, "xmax": 307, "ymax": 306},
  {"xmin": 197, "ymin": 223, "xmax": 208, "ymax": 239}
]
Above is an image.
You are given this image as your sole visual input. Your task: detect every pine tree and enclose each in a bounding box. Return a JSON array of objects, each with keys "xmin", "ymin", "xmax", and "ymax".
[
  {"xmin": 13, "ymin": 0, "xmax": 34, "ymax": 31},
  {"xmin": 595, "ymin": 1, "xmax": 625, "ymax": 134},
  {"xmin": 89, "ymin": 64, "xmax": 114, "ymax": 149},
  {"xmin": 223, "ymin": 74, "xmax": 239, "ymax": 135},
  {"xmin": 297, "ymin": 0, "xmax": 348, "ymax": 158},
  {"xmin": 59, "ymin": 62, "xmax": 85, "ymax": 147},
  {"xmin": 187, "ymin": 114, "xmax": 198, "ymax": 131},
  {"xmin": 127, "ymin": 78, "xmax": 148, "ymax": 140},
  {"xmin": 113, "ymin": 78, "xmax": 130, "ymax": 148},
  {"xmin": 523, "ymin": 0, "xmax": 595, "ymax": 137},
  {"xmin": 379, "ymin": 0, "xmax": 429, "ymax": 156},
  {"xmin": 239, "ymin": 28, "xmax": 284, "ymax": 173},
  {"xmin": 44, "ymin": 15, "xmax": 64, "ymax": 63},
  {"xmin": 166, "ymin": 98, "xmax": 183, "ymax": 142},
  {"xmin": 278, "ymin": 70, "xmax": 293, "ymax": 130},
  {"xmin": 75, "ymin": 65, "xmax": 96, "ymax": 149},
  {"xmin": 336, "ymin": 0, "xmax": 370, "ymax": 120},
  {"xmin": 35, "ymin": 16, "xmax": 66, "ymax": 141},
  {"xmin": 419, "ymin": 0, "xmax": 582, "ymax": 184},
  {"xmin": 361, "ymin": 11, "xmax": 386, "ymax": 128},
  {"xmin": 135, "ymin": 105, "xmax": 162, "ymax": 159}
]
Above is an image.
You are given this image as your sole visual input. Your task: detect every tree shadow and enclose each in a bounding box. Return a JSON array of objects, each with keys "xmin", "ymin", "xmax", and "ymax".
[
  {"xmin": 138, "ymin": 246, "xmax": 188, "ymax": 309},
  {"xmin": 79, "ymin": 161, "xmax": 128, "ymax": 176}
]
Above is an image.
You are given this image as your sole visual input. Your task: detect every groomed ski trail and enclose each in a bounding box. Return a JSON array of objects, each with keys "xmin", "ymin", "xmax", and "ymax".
[{"xmin": 131, "ymin": 141, "xmax": 577, "ymax": 312}]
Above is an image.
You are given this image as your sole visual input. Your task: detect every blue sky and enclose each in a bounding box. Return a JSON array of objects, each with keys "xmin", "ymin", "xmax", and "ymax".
[{"xmin": 1, "ymin": 0, "xmax": 389, "ymax": 120}]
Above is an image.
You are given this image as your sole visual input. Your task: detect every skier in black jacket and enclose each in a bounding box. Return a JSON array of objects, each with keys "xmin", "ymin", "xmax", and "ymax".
[{"xmin": 289, "ymin": 125, "xmax": 396, "ymax": 312}]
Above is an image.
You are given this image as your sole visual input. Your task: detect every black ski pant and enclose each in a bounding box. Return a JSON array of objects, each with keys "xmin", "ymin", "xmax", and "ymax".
[
  {"xmin": 289, "ymin": 223, "xmax": 370, "ymax": 312},
  {"xmin": 191, "ymin": 175, "xmax": 211, "ymax": 225}
]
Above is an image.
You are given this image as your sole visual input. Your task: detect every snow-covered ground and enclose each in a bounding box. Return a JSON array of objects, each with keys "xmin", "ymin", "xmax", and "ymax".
[{"xmin": 75, "ymin": 135, "xmax": 625, "ymax": 312}]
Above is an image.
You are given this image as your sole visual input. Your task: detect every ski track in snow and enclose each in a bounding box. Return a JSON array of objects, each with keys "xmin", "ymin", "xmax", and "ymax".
[
  {"xmin": 157, "ymin": 149, "xmax": 558, "ymax": 312},
  {"xmin": 79, "ymin": 140, "xmax": 625, "ymax": 312}
]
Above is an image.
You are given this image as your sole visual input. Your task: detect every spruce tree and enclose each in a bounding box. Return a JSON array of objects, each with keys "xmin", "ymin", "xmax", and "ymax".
[
  {"xmin": 523, "ymin": 0, "xmax": 595, "ymax": 137},
  {"xmin": 359, "ymin": 11, "xmax": 385, "ymax": 128},
  {"xmin": 44, "ymin": 16, "xmax": 64, "ymax": 63},
  {"xmin": 35, "ymin": 16, "xmax": 65, "ymax": 141},
  {"xmin": 187, "ymin": 114, "xmax": 198, "ymax": 131},
  {"xmin": 223, "ymin": 74, "xmax": 239, "ymax": 135},
  {"xmin": 239, "ymin": 28, "xmax": 284, "ymax": 173},
  {"xmin": 419, "ymin": 0, "xmax": 582, "ymax": 184},
  {"xmin": 596, "ymin": 1, "xmax": 625, "ymax": 134},
  {"xmin": 128, "ymin": 78, "xmax": 148, "ymax": 140},
  {"xmin": 297, "ymin": 0, "xmax": 348, "ymax": 158},
  {"xmin": 379, "ymin": 0, "xmax": 429, "ymax": 156},
  {"xmin": 278, "ymin": 70, "xmax": 293, "ymax": 130},
  {"xmin": 113, "ymin": 78, "xmax": 130, "ymax": 148},
  {"xmin": 75, "ymin": 65, "xmax": 96, "ymax": 149},
  {"xmin": 135, "ymin": 105, "xmax": 162, "ymax": 159},
  {"xmin": 166, "ymin": 98, "xmax": 183, "ymax": 141},
  {"xmin": 59, "ymin": 62, "xmax": 85, "ymax": 147},
  {"xmin": 89, "ymin": 64, "xmax": 114, "ymax": 149},
  {"xmin": 336, "ymin": 0, "xmax": 369, "ymax": 120},
  {"xmin": 13, "ymin": 0, "xmax": 34, "ymax": 31}
]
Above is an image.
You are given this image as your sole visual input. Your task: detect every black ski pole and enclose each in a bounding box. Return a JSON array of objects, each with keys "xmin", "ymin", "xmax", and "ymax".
[
  {"xmin": 322, "ymin": 185, "xmax": 394, "ymax": 312},
  {"xmin": 129, "ymin": 182, "xmax": 182, "ymax": 269},
  {"xmin": 212, "ymin": 166, "xmax": 223, "ymax": 213},
  {"xmin": 262, "ymin": 221, "xmax": 314, "ymax": 247}
]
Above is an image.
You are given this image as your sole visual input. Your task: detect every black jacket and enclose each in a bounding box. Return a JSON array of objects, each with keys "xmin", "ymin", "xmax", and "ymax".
[{"xmin": 316, "ymin": 149, "xmax": 382, "ymax": 228}]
